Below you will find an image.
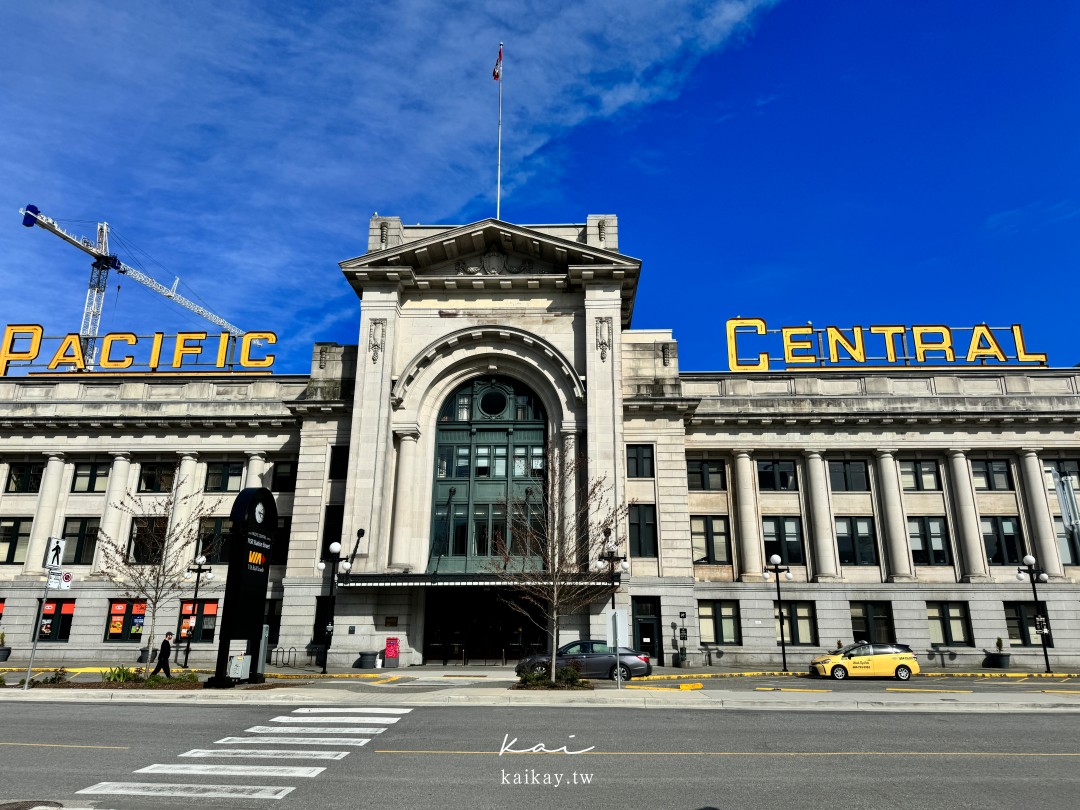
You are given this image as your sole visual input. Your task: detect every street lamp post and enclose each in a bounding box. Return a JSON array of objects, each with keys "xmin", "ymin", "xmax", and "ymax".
[
  {"xmin": 181, "ymin": 555, "xmax": 214, "ymax": 668},
  {"xmin": 593, "ymin": 528, "xmax": 629, "ymax": 609},
  {"xmin": 317, "ymin": 541, "xmax": 352, "ymax": 675},
  {"xmin": 1016, "ymin": 554, "xmax": 1052, "ymax": 674},
  {"xmin": 764, "ymin": 553, "xmax": 794, "ymax": 672}
]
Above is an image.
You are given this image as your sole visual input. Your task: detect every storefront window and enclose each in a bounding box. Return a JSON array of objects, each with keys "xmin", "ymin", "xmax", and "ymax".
[
  {"xmin": 39, "ymin": 600, "xmax": 75, "ymax": 642},
  {"xmin": 105, "ymin": 600, "xmax": 146, "ymax": 642},
  {"xmin": 179, "ymin": 600, "xmax": 219, "ymax": 643}
]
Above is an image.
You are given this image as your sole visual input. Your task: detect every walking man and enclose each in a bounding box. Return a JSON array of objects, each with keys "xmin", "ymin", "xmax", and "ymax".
[{"xmin": 150, "ymin": 631, "xmax": 173, "ymax": 678}]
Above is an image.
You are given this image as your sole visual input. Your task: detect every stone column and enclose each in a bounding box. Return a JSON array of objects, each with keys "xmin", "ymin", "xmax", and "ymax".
[
  {"xmin": 875, "ymin": 450, "xmax": 915, "ymax": 581},
  {"xmin": 732, "ymin": 450, "xmax": 764, "ymax": 581},
  {"xmin": 389, "ymin": 427, "xmax": 421, "ymax": 570},
  {"xmin": 1019, "ymin": 448, "xmax": 1063, "ymax": 577},
  {"xmin": 947, "ymin": 449, "xmax": 989, "ymax": 581},
  {"xmin": 245, "ymin": 452, "xmax": 267, "ymax": 489},
  {"xmin": 171, "ymin": 452, "xmax": 200, "ymax": 537},
  {"xmin": 803, "ymin": 450, "xmax": 840, "ymax": 580},
  {"xmin": 25, "ymin": 453, "xmax": 65, "ymax": 574},
  {"xmin": 95, "ymin": 452, "xmax": 131, "ymax": 573}
]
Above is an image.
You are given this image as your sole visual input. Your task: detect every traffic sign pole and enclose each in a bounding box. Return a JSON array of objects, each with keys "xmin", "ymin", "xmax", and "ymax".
[{"xmin": 24, "ymin": 572, "xmax": 52, "ymax": 691}]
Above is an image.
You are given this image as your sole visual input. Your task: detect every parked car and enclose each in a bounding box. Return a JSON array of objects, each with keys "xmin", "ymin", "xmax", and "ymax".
[
  {"xmin": 516, "ymin": 640, "xmax": 652, "ymax": 680},
  {"xmin": 809, "ymin": 642, "xmax": 920, "ymax": 680}
]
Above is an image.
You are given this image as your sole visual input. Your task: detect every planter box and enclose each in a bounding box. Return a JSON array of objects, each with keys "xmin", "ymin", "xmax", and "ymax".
[{"xmin": 984, "ymin": 652, "xmax": 1011, "ymax": 669}]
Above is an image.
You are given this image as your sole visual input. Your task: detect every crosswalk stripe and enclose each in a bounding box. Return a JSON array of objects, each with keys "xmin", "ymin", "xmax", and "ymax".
[
  {"xmin": 180, "ymin": 748, "xmax": 350, "ymax": 760},
  {"xmin": 272, "ymin": 715, "xmax": 399, "ymax": 724},
  {"xmin": 291, "ymin": 707, "xmax": 412, "ymax": 714},
  {"xmin": 246, "ymin": 725, "xmax": 385, "ymax": 735},
  {"xmin": 216, "ymin": 736, "xmax": 371, "ymax": 746},
  {"xmin": 136, "ymin": 763, "xmax": 325, "ymax": 777},
  {"xmin": 77, "ymin": 782, "xmax": 294, "ymax": 799}
]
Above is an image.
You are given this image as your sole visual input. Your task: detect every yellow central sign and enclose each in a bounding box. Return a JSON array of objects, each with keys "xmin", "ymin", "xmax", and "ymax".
[
  {"xmin": 726, "ymin": 318, "xmax": 1047, "ymax": 372},
  {"xmin": 0, "ymin": 325, "xmax": 276, "ymax": 375}
]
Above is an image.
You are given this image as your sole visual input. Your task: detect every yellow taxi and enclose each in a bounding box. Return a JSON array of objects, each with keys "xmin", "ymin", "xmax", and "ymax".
[{"xmin": 809, "ymin": 642, "xmax": 920, "ymax": 681}]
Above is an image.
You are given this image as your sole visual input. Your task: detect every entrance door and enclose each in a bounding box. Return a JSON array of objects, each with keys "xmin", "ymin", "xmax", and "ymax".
[
  {"xmin": 632, "ymin": 596, "xmax": 662, "ymax": 666},
  {"xmin": 422, "ymin": 586, "xmax": 545, "ymax": 665}
]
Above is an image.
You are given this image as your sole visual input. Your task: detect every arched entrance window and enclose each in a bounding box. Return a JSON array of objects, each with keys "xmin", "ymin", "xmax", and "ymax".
[{"xmin": 428, "ymin": 376, "xmax": 546, "ymax": 573}]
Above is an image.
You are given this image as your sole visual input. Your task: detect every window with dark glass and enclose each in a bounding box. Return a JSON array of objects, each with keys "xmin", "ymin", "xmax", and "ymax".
[
  {"xmin": 0, "ymin": 517, "xmax": 31, "ymax": 565},
  {"xmin": 927, "ymin": 602, "xmax": 972, "ymax": 646},
  {"xmin": 687, "ymin": 456, "xmax": 726, "ymax": 491},
  {"xmin": 104, "ymin": 600, "xmax": 146, "ymax": 642},
  {"xmin": 982, "ymin": 516, "xmax": 1023, "ymax": 565},
  {"xmin": 179, "ymin": 599, "xmax": 219, "ymax": 643},
  {"xmin": 850, "ymin": 601, "xmax": 895, "ymax": 643},
  {"xmin": 775, "ymin": 601, "xmax": 816, "ymax": 645},
  {"xmin": 6, "ymin": 462, "xmax": 44, "ymax": 493},
  {"xmin": 321, "ymin": 504, "xmax": 344, "ymax": 558},
  {"xmin": 71, "ymin": 461, "xmax": 109, "ymax": 493},
  {"xmin": 909, "ymin": 516, "xmax": 951, "ymax": 565},
  {"xmin": 271, "ymin": 460, "xmax": 297, "ymax": 492},
  {"xmin": 971, "ymin": 460, "xmax": 1013, "ymax": 491},
  {"xmin": 699, "ymin": 600, "xmax": 741, "ymax": 644},
  {"xmin": 829, "ymin": 460, "xmax": 869, "ymax": 492},
  {"xmin": 328, "ymin": 446, "xmax": 349, "ymax": 480},
  {"xmin": 629, "ymin": 504, "xmax": 658, "ymax": 557},
  {"xmin": 138, "ymin": 462, "xmax": 175, "ymax": 493},
  {"xmin": 61, "ymin": 517, "xmax": 99, "ymax": 565},
  {"xmin": 692, "ymin": 515, "xmax": 731, "ymax": 564},
  {"xmin": 757, "ymin": 460, "xmax": 798, "ymax": 491},
  {"xmin": 762, "ymin": 516, "xmax": 803, "ymax": 565},
  {"xmin": 198, "ymin": 517, "xmax": 230, "ymax": 564},
  {"xmin": 271, "ymin": 516, "xmax": 292, "ymax": 566},
  {"xmin": 129, "ymin": 517, "xmax": 169, "ymax": 564},
  {"xmin": 1045, "ymin": 459, "xmax": 1079, "ymax": 483},
  {"xmin": 835, "ymin": 517, "xmax": 878, "ymax": 566},
  {"xmin": 38, "ymin": 599, "xmax": 75, "ymax": 641},
  {"xmin": 900, "ymin": 460, "xmax": 941, "ymax": 491},
  {"xmin": 1005, "ymin": 601, "xmax": 1052, "ymax": 648},
  {"xmin": 205, "ymin": 461, "xmax": 243, "ymax": 492},
  {"xmin": 626, "ymin": 445, "xmax": 654, "ymax": 479}
]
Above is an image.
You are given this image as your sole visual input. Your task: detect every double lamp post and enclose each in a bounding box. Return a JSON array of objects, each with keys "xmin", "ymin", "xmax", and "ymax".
[
  {"xmin": 763, "ymin": 554, "xmax": 794, "ymax": 672},
  {"xmin": 317, "ymin": 540, "xmax": 353, "ymax": 674},
  {"xmin": 182, "ymin": 555, "xmax": 214, "ymax": 668}
]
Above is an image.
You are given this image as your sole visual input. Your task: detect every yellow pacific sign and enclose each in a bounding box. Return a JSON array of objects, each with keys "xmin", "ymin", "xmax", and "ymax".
[
  {"xmin": 726, "ymin": 318, "xmax": 1047, "ymax": 372},
  {"xmin": 0, "ymin": 325, "xmax": 276, "ymax": 375}
]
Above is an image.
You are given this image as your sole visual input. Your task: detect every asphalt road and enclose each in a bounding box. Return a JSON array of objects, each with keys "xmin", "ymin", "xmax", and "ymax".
[{"xmin": 2, "ymin": 702, "xmax": 1079, "ymax": 809}]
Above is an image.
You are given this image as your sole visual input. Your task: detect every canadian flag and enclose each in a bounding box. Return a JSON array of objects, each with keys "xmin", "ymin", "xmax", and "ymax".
[{"xmin": 493, "ymin": 43, "xmax": 503, "ymax": 81}]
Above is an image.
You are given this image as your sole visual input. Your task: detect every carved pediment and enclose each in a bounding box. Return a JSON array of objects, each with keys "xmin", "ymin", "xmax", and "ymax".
[{"xmin": 423, "ymin": 248, "xmax": 557, "ymax": 277}]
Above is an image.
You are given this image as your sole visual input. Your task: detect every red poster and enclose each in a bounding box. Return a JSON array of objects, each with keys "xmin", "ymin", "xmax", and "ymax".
[{"xmin": 110, "ymin": 602, "xmax": 126, "ymax": 614}]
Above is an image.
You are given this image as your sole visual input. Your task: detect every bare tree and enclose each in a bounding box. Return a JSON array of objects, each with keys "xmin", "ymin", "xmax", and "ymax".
[
  {"xmin": 96, "ymin": 468, "xmax": 221, "ymax": 674},
  {"xmin": 490, "ymin": 441, "xmax": 631, "ymax": 681}
]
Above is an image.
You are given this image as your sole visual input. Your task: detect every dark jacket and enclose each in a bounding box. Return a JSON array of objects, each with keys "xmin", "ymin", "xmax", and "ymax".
[{"xmin": 159, "ymin": 638, "xmax": 172, "ymax": 660}]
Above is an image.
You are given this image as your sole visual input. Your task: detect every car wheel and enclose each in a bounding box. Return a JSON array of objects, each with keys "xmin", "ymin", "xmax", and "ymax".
[
  {"xmin": 531, "ymin": 663, "xmax": 548, "ymax": 675},
  {"xmin": 830, "ymin": 665, "xmax": 848, "ymax": 681},
  {"xmin": 610, "ymin": 664, "xmax": 632, "ymax": 681},
  {"xmin": 895, "ymin": 665, "xmax": 912, "ymax": 681}
]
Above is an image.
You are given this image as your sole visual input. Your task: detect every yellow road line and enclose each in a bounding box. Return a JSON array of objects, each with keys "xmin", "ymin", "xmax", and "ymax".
[
  {"xmin": 886, "ymin": 688, "xmax": 973, "ymax": 693},
  {"xmin": 376, "ymin": 749, "xmax": 1080, "ymax": 757},
  {"xmin": 0, "ymin": 741, "xmax": 129, "ymax": 750},
  {"xmin": 370, "ymin": 676, "xmax": 402, "ymax": 685}
]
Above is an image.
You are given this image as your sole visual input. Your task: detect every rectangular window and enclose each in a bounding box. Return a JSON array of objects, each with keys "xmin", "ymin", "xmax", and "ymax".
[
  {"xmin": 138, "ymin": 462, "xmax": 175, "ymax": 493},
  {"xmin": 1055, "ymin": 516, "xmax": 1079, "ymax": 566},
  {"xmin": 691, "ymin": 515, "xmax": 731, "ymax": 564},
  {"xmin": 129, "ymin": 517, "xmax": 169, "ymax": 564},
  {"xmin": 850, "ymin": 601, "xmax": 895, "ymax": 644},
  {"xmin": 271, "ymin": 516, "xmax": 292, "ymax": 566},
  {"xmin": 835, "ymin": 517, "xmax": 878, "ymax": 566},
  {"xmin": 71, "ymin": 462, "xmax": 109, "ymax": 493},
  {"xmin": 699, "ymin": 600, "xmax": 741, "ymax": 644},
  {"xmin": 762, "ymin": 516, "xmax": 804, "ymax": 565},
  {"xmin": 626, "ymin": 445, "xmax": 655, "ymax": 478},
  {"xmin": 105, "ymin": 600, "xmax": 147, "ymax": 642},
  {"xmin": 775, "ymin": 601, "xmax": 816, "ymax": 645},
  {"xmin": 199, "ymin": 517, "xmax": 230, "ymax": 564},
  {"xmin": 829, "ymin": 460, "xmax": 870, "ymax": 492},
  {"xmin": 927, "ymin": 602, "xmax": 972, "ymax": 646},
  {"xmin": 179, "ymin": 599, "xmax": 219, "ymax": 643},
  {"xmin": 328, "ymin": 446, "xmax": 349, "ymax": 480},
  {"xmin": 206, "ymin": 461, "xmax": 243, "ymax": 492},
  {"xmin": 493, "ymin": 447, "xmax": 507, "ymax": 478},
  {"xmin": 530, "ymin": 447, "xmax": 544, "ymax": 479},
  {"xmin": 900, "ymin": 460, "xmax": 941, "ymax": 491},
  {"xmin": 908, "ymin": 517, "xmax": 951, "ymax": 565},
  {"xmin": 39, "ymin": 599, "xmax": 76, "ymax": 642},
  {"xmin": 451, "ymin": 504, "xmax": 468, "ymax": 556},
  {"xmin": 6, "ymin": 462, "xmax": 44, "ymax": 493},
  {"xmin": 0, "ymin": 517, "xmax": 32, "ymax": 565},
  {"xmin": 321, "ymin": 504, "xmax": 344, "ymax": 559},
  {"xmin": 270, "ymin": 460, "xmax": 297, "ymax": 492},
  {"xmin": 473, "ymin": 504, "xmax": 490, "ymax": 555},
  {"xmin": 1004, "ymin": 601, "xmax": 1052, "ymax": 648},
  {"xmin": 687, "ymin": 456, "xmax": 726, "ymax": 491},
  {"xmin": 982, "ymin": 516, "xmax": 1023, "ymax": 565},
  {"xmin": 629, "ymin": 504, "xmax": 658, "ymax": 557},
  {"xmin": 971, "ymin": 459, "xmax": 1013, "ymax": 491},
  {"xmin": 757, "ymin": 460, "xmax": 798, "ymax": 491},
  {"xmin": 61, "ymin": 517, "xmax": 99, "ymax": 565},
  {"xmin": 475, "ymin": 446, "xmax": 491, "ymax": 478},
  {"xmin": 455, "ymin": 447, "xmax": 471, "ymax": 478}
]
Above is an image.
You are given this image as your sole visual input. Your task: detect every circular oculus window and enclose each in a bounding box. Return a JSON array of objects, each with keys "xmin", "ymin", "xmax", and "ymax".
[{"xmin": 479, "ymin": 391, "xmax": 507, "ymax": 416}]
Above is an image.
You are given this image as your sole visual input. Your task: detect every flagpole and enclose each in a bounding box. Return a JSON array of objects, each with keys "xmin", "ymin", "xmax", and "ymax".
[{"xmin": 496, "ymin": 41, "xmax": 503, "ymax": 220}]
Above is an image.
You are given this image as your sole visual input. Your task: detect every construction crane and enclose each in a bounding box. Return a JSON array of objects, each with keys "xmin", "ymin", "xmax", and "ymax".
[{"xmin": 20, "ymin": 204, "xmax": 248, "ymax": 365}]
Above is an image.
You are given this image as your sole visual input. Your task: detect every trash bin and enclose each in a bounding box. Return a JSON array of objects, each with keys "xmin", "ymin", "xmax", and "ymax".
[
  {"xmin": 358, "ymin": 651, "xmax": 379, "ymax": 669},
  {"xmin": 137, "ymin": 647, "xmax": 158, "ymax": 664}
]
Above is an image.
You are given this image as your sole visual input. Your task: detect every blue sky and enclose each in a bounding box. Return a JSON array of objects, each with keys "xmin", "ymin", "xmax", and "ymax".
[{"xmin": 3, "ymin": 1, "xmax": 1077, "ymax": 373}]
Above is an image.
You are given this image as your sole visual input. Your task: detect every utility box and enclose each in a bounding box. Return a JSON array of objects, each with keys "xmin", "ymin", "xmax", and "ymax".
[
  {"xmin": 384, "ymin": 637, "xmax": 400, "ymax": 668},
  {"xmin": 227, "ymin": 654, "xmax": 251, "ymax": 680}
]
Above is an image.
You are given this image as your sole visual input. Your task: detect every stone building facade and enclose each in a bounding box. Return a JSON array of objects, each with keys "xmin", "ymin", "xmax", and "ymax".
[{"xmin": 1, "ymin": 213, "xmax": 1078, "ymax": 672}]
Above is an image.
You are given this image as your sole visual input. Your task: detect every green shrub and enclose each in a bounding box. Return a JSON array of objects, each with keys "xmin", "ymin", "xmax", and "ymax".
[
  {"xmin": 554, "ymin": 663, "xmax": 582, "ymax": 686},
  {"xmin": 518, "ymin": 669, "xmax": 551, "ymax": 687},
  {"xmin": 102, "ymin": 665, "xmax": 139, "ymax": 683}
]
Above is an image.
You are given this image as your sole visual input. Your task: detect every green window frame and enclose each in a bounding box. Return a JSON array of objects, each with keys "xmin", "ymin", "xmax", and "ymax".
[
  {"xmin": 927, "ymin": 602, "xmax": 972, "ymax": 647},
  {"xmin": 909, "ymin": 516, "xmax": 951, "ymax": 565},
  {"xmin": 982, "ymin": 516, "xmax": 1023, "ymax": 565},
  {"xmin": 900, "ymin": 460, "xmax": 941, "ymax": 491},
  {"xmin": 61, "ymin": 517, "xmax": 99, "ymax": 565},
  {"xmin": 0, "ymin": 517, "xmax": 32, "ymax": 565},
  {"xmin": 687, "ymin": 456, "xmax": 726, "ymax": 491},
  {"xmin": 129, "ymin": 517, "xmax": 169, "ymax": 565},
  {"xmin": 972, "ymin": 459, "xmax": 1013, "ymax": 491},
  {"xmin": 775, "ymin": 601, "xmax": 816, "ymax": 646},
  {"xmin": 198, "ymin": 517, "xmax": 230, "ymax": 564},
  {"xmin": 691, "ymin": 515, "xmax": 731, "ymax": 564},
  {"xmin": 138, "ymin": 462, "xmax": 175, "ymax": 493},
  {"xmin": 629, "ymin": 504, "xmax": 658, "ymax": 557},
  {"xmin": 850, "ymin": 601, "xmax": 895, "ymax": 644},
  {"xmin": 71, "ymin": 461, "xmax": 110, "ymax": 493},
  {"xmin": 271, "ymin": 459, "xmax": 297, "ymax": 492},
  {"xmin": 762, "ymin": 516, "xmax": 803, "ymax": 565},
  {"xmin": 5, "ymin": 462, "xmax": 44, "ymax": 493},
  {"xmin": 205, "ymin": 461, "xmax": 243, "ymax": 492},
  {"xmin": 627, "ymin": 445, "xmax": 655, "ymax": 478},
  {"xmin": 1004, "ymin": 601, "xmax": 1052, "ymax": 648},
  {"xmin": 835, "ymin": 516, "xmax": 878, "ymax": 566},
  {"xmin": 758, "ymin": 460, "xmax": 798, "ymax": 491},
  {"xmin": 828, "ymin": 460, "xmax": 869, "ymax": 492},
  {"xmin": 699, "ymin": 600, "xmax": 741, "ymax": 644}
]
